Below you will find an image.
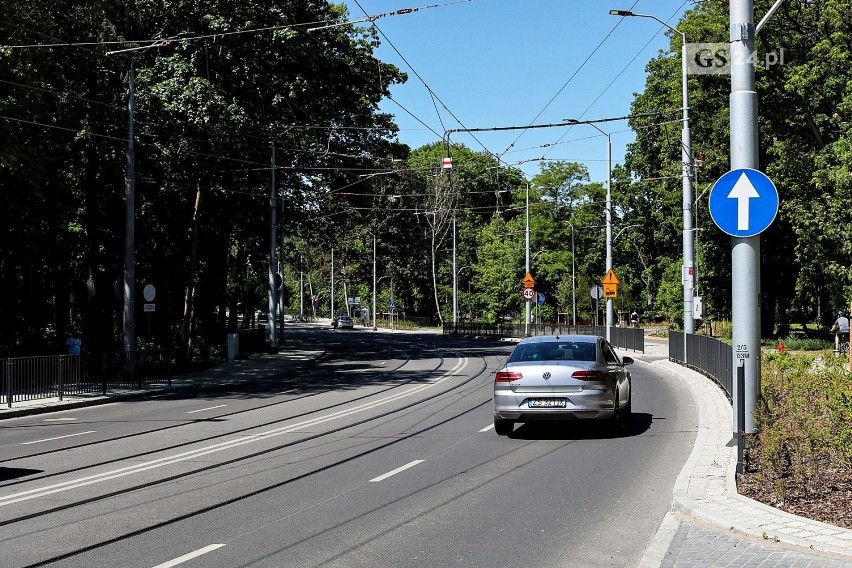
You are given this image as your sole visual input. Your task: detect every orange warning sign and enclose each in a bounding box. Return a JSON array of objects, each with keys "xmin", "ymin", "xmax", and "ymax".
[
  {"xmin": 523, "ymin": 272, "xmax": 536, "ymax": 289},
  {"xmin": 603, "ymin": 268, "xmax": 620, "ymax": 285}
]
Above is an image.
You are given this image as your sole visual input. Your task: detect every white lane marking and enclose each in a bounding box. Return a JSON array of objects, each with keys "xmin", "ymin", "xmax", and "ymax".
[
  {"xmin": 42, "ymin": 418, "xmax": 78, "ymax": 421},
  {"xmin": 21, "ymin": 431, "xmax": 96, "ymax": 445},
  {"xmin": 186, "ymin": 404, "xmax": 227, "ymax": 414},
  {"xmin": 370, "ymin": 460, "xmax": 424, "ymax": 482},
  {"xmin": 0, "ymin": 357, "xmax": 468, "ymax": 506},
  {"xmin": 151, "ymin": 544, "xmax": 225, "ymax": 568},
  {"xmin": 479, "ymin": 424, "xmax": 494, "ymax": 432}
]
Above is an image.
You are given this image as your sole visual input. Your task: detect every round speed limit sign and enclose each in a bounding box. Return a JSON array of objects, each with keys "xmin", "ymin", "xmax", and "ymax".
[{"xmin": 523, "ymin": 288, "xmax": 536, "ymax": 301}]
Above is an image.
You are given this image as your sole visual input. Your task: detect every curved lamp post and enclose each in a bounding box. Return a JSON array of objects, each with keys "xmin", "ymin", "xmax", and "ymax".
[{"xmin": 610, "ymin": 8, "xmax": 694, "ymax": 335}]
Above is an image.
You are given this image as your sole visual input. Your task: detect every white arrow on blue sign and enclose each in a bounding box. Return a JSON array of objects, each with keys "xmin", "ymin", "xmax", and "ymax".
[{"xmin": 709, "ymin": 168, "xmax": 779, "ymax": 237}]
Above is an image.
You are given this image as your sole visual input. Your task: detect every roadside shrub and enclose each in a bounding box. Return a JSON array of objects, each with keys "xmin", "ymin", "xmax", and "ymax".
[
  {"xmin": 760, "ymin": 337, "xmax": 832, "ymax": 351},
  {"xmin": 752, "ymin": 352, "xmax": 852, "ymax": 501}
]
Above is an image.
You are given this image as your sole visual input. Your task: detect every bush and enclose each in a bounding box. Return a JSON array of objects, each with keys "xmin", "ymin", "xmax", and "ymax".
[{"xmin": 751, "ymin": 352, "xmax": 852, "ymax": 500}]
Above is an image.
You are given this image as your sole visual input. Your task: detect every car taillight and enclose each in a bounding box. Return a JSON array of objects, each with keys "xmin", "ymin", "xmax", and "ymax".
[
  {"xmin": 571, "ymin": 370, "xmax": 606, "ymax": 381},
  {"xmin": 495, "ymin": 371, "xmax": 523, "ymax": 382}
]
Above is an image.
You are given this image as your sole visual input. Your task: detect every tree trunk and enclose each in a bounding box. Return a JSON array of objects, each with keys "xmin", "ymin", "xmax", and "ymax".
[
  {"xmin": 181, "ymin": 183, "xmax": 202, "ymax": 360},
  {"xmin": 431, "ymin": 227, "xmax": 443, "ymax": 325}
]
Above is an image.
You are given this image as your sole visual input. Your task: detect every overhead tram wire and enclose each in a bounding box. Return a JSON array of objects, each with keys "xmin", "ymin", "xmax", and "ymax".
[
  {"xmin": 350, "ymin": 0, "xmax": 495, "ymax": 157},
  {"xmin": 295, "ymin": 12, "xmax": 446, "ymax": 142},
  {"xmin": 4, "ymin": 10, "xmax": 450, "ymax": 204},
  {"xmin": 538, "ymin": 0, "xmax": 691, "ymax": 163},
  {"xmin": 6, "ymin": 13, "xmax": 438, "ymax": 154},
  {"xmin": 306, "ymin": 1, "xmax": 472, "ymax": 32},
  {"xmin": 498, "ymin": 0, "xmax": 643, "ymax": 158}
]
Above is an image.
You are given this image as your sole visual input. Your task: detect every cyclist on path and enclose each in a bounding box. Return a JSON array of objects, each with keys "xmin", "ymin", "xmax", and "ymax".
[{"xmin": 830, "ymin": 310, "xmax": 850, "ymax": 352}]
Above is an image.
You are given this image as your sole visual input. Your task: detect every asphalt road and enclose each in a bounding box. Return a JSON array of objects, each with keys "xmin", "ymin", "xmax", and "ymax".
[{"xmin": 0, "ymin": 326, "xmax": 698, "ymax": 568}]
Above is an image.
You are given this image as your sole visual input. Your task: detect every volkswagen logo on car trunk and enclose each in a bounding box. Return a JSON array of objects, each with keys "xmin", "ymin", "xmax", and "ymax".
[{"xmin": 542, "ymin": 372, "xmax": 551, "ymax": 380}]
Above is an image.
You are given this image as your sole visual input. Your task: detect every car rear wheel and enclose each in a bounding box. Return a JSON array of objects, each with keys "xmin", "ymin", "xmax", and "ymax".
[
  {"xmin": 620, "ymin": 394, "xmax": 632, "ymax": 427},
  {"xmin": 494, "ymin": 418, "xmax": 514, "ymax": 436},
  {"xmin": 610, "ymin": 390, "xmax": 632, "ymax": 431}
]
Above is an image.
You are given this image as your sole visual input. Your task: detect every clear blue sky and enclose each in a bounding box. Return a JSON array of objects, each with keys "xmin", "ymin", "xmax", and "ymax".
[{"xmin": 341, "ymin": 0, "xmax": 692, "ymax": 184}]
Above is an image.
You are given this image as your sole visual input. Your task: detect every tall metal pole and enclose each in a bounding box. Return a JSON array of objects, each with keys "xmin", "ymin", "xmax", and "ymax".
[
  {"xmin": 604, "ymin": 131, "xmax": 613, "ymax": 340},
  {"xmin": 525, "ymin": 183, "xmax": 531, "ymax": 336},
  {"xmin": 681, "ymin": 29, "xmax": 695, "ymax": 335},
  {"xmin": 267, "ymin": 137, "xmax": 278, "ymax": 348},
  {"xmin": 731, "ymin": 0, "xmax": 760, "ymax": 433},
  {"xmin": 452, "ymin": 215, "xmax": 458, "ymax": 326},
  {"xmin": 571, "ymin": 224, "xmax": 577, "ymax": 326},
  {"xmin": 330, "ymin": 248, "xmax": 335, "ymax": 319},
  {"xmin": 279, "ymin": 233, "xmax": 285, "ymax": 343},
  {"xmin": 609, "ymin": 9, "xmax": 695, "ymax": 336},
  {"xmin": 123, "ymin": 58, "xmax": 136, "ymax": 354},
  {"xmin": 372, "ymin": 233, "xmax": 377, "ymax": 331}
]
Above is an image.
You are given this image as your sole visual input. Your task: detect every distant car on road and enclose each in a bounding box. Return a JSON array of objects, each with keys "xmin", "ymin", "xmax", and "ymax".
[
  {"xmin": 334, "ymin": 314, "xmax": 354, "ymax": 329},
  {"xmin": 492, "ymin": 334, "xmax": 633, "ymax": 436}
]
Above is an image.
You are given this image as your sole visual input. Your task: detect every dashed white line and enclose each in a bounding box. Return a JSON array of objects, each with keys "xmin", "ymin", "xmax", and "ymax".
[
  {"xmin": 479, "ymin": 423, "xmax": 494, "ymax": 432},
  {"xmin": 151, "ymin": 544, "xmax": 225, "ymax": 568},
  {"xmin": 370, "ymin": 460, "xmax": 425, "ymax": 482},
  {"xmin": 186, "ymin": 405, "xmax": 227, "ymax": 414},
  {"xmin": 0, "ymin": 357, "xmax": 467, "ymax": 506},
  {"xmin": 21, "ymin": 431, "xmax": 96, "ymax": 445},
  {"xmin": 42, "ymin": 418, "xmax": 78, "ymax": 422}
]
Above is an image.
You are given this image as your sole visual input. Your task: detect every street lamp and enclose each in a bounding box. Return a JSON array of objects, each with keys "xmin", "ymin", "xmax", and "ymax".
[
  {"xmin": 375, "ymin": 274, "xmax": 391, "ymax": 328},
  {"xmin": 452, "ymin": 214, "xmax": 458, "ymax": 326},
  {"xmin": 525, "ymin": 182, "xmax": 531, "ymax": 336},
  {"xmin": 613, "ymin": 224, "xmax": 641, "ymax": 242},
  {"xmin": 610, "ymin": 9, "xmax": 695, "ymax": 335},
  {"xmin": 371, "ymin": 232, "xmax": 377, "ymax": 330},
  {"xmin": 457, "ymin": 265, "xmax": 472, "ymax": 321},
  {"xmin": 564, "ymin": 118, "xmax": 613, "ymax": 339}
]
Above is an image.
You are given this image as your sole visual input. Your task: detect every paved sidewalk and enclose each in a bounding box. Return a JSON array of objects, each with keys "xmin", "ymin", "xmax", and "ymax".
[
  {"xmin": 0, "ymin": 344, "xmax": 326, "ymax": 420},
  {"xmin": 628, "ymin": 336, "xmax": 852, "ymax": 567}
]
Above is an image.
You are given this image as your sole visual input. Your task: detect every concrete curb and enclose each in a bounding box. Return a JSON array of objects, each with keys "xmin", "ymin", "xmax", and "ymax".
[{"xmin": 649, "ymin": 357, "xmax": 852, "ymax": 560}]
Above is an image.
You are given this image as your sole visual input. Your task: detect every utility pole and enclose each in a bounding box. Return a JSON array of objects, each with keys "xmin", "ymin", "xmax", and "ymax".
[
  {"xmin": 525, "ymin": 183, "xmax": 531, "ymax": 336},
  {"xmin": 609, "ymin": 9, "xmax": 694, "ymax": 337},
  {"xmin": 604, "ymin": 130, "xmax": 613, "ymax": 340},
  {"xmin": 452, "ymin": 215, "xmax": 458, "ymax": 327},
  {"xmin": 122, "ymin": 57, "xmax": 136, "ymax": 355},
  {"xmin": 730, "ymin": 0, "xmax": 760, "ymax": 433},
  {"xmin": 372, "ymin": 233, "xmax": 377, "ymax": 331},
  {"xmin": 267, "ymin": 136, "xmax": 278, "ymax": 349}
]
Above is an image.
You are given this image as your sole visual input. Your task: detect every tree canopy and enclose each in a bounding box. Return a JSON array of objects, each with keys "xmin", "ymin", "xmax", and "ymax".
[{"xmin": 2, "ymin": 0, "xmax": 851, "ymax": 358}]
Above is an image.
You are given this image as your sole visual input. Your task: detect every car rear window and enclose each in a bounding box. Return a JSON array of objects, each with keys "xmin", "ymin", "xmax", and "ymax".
[{"xmin": 508, "ymin": 341, "xmax": 596, "ymax": 363}]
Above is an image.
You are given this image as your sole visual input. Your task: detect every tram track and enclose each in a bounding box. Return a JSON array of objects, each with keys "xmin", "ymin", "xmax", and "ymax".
[
  {"xmin": 0, "ymin": 349, "xmax": 490, "ymax": 531},
  {"xmin": 0, "ymin": 347, "xmax": 417, "ymax": 481}
]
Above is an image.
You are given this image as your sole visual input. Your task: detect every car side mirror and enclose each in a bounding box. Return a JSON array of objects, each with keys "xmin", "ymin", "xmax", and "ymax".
[{"xmin": 622, "ymin": 356, "xmax": 634, "ymax": 365}]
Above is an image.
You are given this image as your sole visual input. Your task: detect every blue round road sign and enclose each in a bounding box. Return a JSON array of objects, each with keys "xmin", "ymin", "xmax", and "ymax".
[{"xmin": 709, "ymin": 168, "xmax": 779, "ymax": 237}]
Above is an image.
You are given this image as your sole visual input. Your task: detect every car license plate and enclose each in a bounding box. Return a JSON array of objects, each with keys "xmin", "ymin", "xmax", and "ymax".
[{"xmin": 529, "ymin": 398, "xmax": 566, "ymax": 408}]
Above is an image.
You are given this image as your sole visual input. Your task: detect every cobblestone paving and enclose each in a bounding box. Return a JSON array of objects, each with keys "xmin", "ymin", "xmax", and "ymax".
[{"xmin": 660, "ymin": 521, "xmax": 852, "ymax": 567}]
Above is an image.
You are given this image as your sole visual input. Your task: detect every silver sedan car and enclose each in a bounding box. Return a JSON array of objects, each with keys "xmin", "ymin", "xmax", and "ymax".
[{"xmin": 493, "ymin": 335, "xmax": 633, "ymax": 435}]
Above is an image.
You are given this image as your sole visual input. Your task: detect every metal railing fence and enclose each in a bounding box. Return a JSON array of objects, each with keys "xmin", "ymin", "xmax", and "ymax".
[
  {"xmin": 1, "ymin": 350, "xmax": 171, "ymax": 408},
  {"xmin": 669, "ymin": 331, "xmax": 733, "ymax": 399},
  {"xmin": 444, "ymin": 322, "xmax": 644, "ymax": 352}
]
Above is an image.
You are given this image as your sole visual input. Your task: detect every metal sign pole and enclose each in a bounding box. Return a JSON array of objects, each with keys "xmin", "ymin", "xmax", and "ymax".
[{"xmin": 730, "ymin": 0, "xmax": 760, "ymax": 433}]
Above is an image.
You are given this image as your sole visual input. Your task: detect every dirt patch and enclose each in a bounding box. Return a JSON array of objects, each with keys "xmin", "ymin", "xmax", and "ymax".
[{"xmin": 738, "ymin": 458, "xmax": 852, "ymax": 529}]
